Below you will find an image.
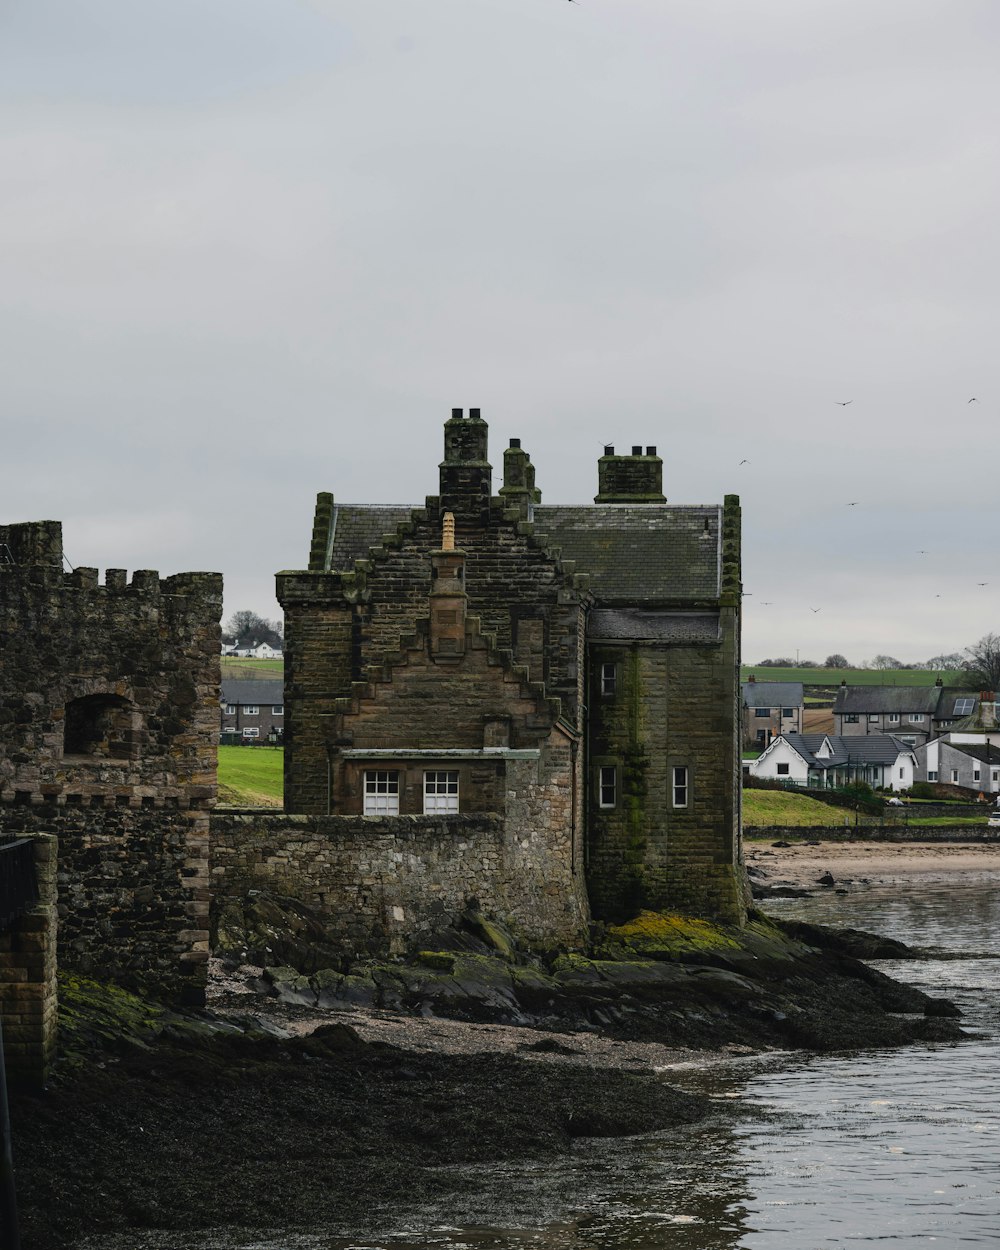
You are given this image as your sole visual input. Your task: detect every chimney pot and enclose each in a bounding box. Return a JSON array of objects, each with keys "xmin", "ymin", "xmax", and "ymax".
[
  {"xmin": 469, "ymin": 407, "xmax": 481, "ymax": 419},
  {"xmin": 604, "ymin": 444, "xmax": 614, "ymax": 456},
  {"xmin": 509, "ymin": 438, "xmax": 521, "ymax": 448},
  {"xmin": 646, "ymin": 445, "xmax": 656, "ymax": 456},
  {"xmin": 632, "ymin": 445, "xmax": 642, "ymax": 456},
  {"xmin": 451, "ymin": 407, "xmax": 463, "ymax": 419}
]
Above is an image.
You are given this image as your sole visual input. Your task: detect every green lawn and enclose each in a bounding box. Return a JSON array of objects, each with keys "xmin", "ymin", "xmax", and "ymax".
[
  {"xmin": 218, "ymin": 745, "xmax": 283, "ymax": 807},
  {"xmin": 740, "ymin": 666, "xmax": 966, "ymax": 687},
  {"xmin": 221, "ymin": 657, "xmax": 283, "ymax": 678},
  {"xmin": 743, "ymin": 789, "xmax": 860, "ymax": 827}
]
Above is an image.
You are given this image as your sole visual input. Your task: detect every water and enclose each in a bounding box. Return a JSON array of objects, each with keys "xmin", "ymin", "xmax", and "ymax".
[{"xmin": 83, "ymin": 878, "xmax": 1000, "ymax": 1250}]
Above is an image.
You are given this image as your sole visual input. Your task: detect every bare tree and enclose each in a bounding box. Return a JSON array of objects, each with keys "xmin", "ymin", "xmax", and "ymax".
[
  {"xmin": 225, "ymin": 610, "xmax": 283, "ymax": 649},
  {"xmin": 963, "ymin": 633, "xmax": 1000, "ymax": 691},
  {"xmin": 926, "ymin": 652, "xmax": 965, "ymax": 669},
  {"xmin": 870, "ymin": 654, "xmax": 903, "ymax": 670},
  {"xmin": 825, "ymin": 654, "xmax": 849, "ymax": 668}
]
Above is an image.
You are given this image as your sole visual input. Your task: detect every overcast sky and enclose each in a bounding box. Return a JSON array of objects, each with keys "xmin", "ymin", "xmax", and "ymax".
[{"xmin": 3, "ymin": 0, "xmax": 998, "ymax": 665}]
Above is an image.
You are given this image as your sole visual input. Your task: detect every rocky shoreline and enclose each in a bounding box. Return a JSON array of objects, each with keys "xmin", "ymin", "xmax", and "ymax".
[{"xmin": 11, "ymin": 844, "xmax": 987, "ymax": 1249}]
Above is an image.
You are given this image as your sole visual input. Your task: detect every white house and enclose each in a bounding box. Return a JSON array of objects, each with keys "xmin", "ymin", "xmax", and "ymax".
[
  {"xmin": 749, "ymin": 733, "xmax": 917, "ymax": 792},
  {"xmin": 225, "ymin": 640, "xmax": 283, "ymax": 659}
]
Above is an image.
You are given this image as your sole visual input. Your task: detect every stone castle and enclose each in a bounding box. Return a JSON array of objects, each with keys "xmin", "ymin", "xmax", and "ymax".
[
  {"xmin": 0, "ymin": 408, "xmax": 746, "ymax": 1078},
  {"xmin": 273, "ymin": 408, "xmax": 748, "ymax": 936}
]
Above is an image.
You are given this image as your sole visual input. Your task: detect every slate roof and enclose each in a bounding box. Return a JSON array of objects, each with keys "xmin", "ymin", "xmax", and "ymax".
[
  {"xmin": 221, "ymin": 680, "xmax": 284, "ymax": 706},
  {"xmin": 327, "ymin": 502, "xmax": 723, "ymax": 603},
  {"xmin": 589, "ymin": 609, "xmax": 720, "ymax": 644},
  {"xmin": 329, "ymin": 505, "xmax": 415, "ymax": 570},
  {"xmin": 742, "ymin": 681, "xmax": 803, "ymax": 708},
  {"xmin": 533, "ymin": 504, "xmax": 721, "ymax": 603},
  {"xmin": 833, "ymin": 686, "xmax": 943, "ymax": 715},
  {"xmin": 936, "ymin": 692, "xmax": 981, "ymax": 721},
  {"xmin": 934, "ymin": 742, "xmax": 1000, "ymax": 765},
  {"xmin": 780, "ymin": 733, "xmax": 915, "ymax": 769}
]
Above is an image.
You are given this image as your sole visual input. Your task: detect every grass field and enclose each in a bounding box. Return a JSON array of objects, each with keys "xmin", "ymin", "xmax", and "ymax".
[
  {"xmin": 740, "ymin": 666, "xmax": 966, "ymax": 687},
  {"xmin": 743, "ymin": 789, "xmax": 861, "ymax": 826},
  {"xmin": 221, "ymin": 657, "xmax": 283, "ymax": 679},
  {"xmin": 217, "ymin": 745, "xmax": 283, "ymax": 806}
]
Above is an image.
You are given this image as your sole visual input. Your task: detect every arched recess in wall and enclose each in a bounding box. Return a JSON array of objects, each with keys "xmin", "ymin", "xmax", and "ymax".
[{"xmin": 63, "ymin": 693, "xmax": 141, "ymax": 761}]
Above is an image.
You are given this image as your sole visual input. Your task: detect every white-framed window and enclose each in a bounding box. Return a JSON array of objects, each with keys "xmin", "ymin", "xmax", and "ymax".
[
  {"xmin": 845, "ymin": 714, "xmax": 859, "ymax": 723},
  {"xmin": 974, "ymin": 770, "xmax": 981, "ymax": 782},
  {"xmin": 909, "ymin": 714, "xmax": 924, "ymax": 723},
  {"xmin": 993, "ymin": 770, "xmax": 1000, "ymax": 784},
  {"xmin": 600, "ymin": 663, "xmax": 617, "ymax": 696},
  {"xmin": 954, "ymin": 698, "xmax": 975, "ymax": 716},
  {"xmin": 928, "ymin": 770, "xmax": 938, "ymax": 781},
  {"xmin": 776, "ymin": 762, "xmax": 790, "ymax": 776},
  {"xmin": 888, "ymin": 713, "xmax": 900, "ymax": 724},
  {"xmin": 672, "ymin": 765, "xmax": 689, "ymax": 808},
  {"xmin": 423, "ymin": 770, "xmax": 459, "ymax": 814},
  {"xmin": 364, "ymin": 770, "xmax": 400, "ymax": 815},
  {"xmin": 244, "ymin": 705, "xmax": 259, "ymax": 716},
  {"xmin": 598, "ymin": 766, "xmax": 617, "ymax": 808},
  {"xmin": 900, "ymin": 735, "xmax": 916, "ymax": 744},
  {"xmin": 272, "ymin": 705, "xmax": 283, "ymax": 715},
  {"xmin": 951, "ymin": 770, "xmax": 960, "ymax": 783},
  {"xmin": 242, "ymin": 727, "xmax": 259, "ymax": 739},
  {"xmin": 868, "ymin": 714, "xmax": 879, "ymax": 723},
  {"xmin": 225, "ymin": 703, "xmax": 236, "ymax": 715}
]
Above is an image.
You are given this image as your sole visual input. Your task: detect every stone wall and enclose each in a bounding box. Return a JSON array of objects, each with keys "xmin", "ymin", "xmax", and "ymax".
[
  {"xmin": 211, "ymin": 790, "xmax": 590, "ymax": 959},
  {"xmin": 0, "ymin": 520, "xmax": 221, "ymax": 1004},
  {"xmin": 0, "ymin": 835, "xmax": 57, "ymax": 1087},
  {"xmin": 746, "ymin": 825, "xmax": 999, "ymax": 843}
]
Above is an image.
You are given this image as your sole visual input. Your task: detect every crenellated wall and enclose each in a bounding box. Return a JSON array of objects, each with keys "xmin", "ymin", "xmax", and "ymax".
[{"xmin": 0, "ymin": 520, "xmax": 221, "ymax": 1004}]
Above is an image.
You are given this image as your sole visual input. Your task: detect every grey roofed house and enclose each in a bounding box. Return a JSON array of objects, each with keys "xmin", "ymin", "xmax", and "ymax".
[
  {"xmin": 833, "ymin": 686, "xmax": 942, "ymax": 716},
  {"xmin": 742, "ymin": 681, "xmax": 803, "ymax": 708},
  {"xmin": 220, "ymin": 680, "xmax": 284, "ymax": 707},
  {"xmin": 781, "ymin": 733, "xmax": 915, "ymax": 769}
]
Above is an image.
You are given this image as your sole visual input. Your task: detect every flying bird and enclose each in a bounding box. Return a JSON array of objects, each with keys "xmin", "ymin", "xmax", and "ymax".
[
  {"xmin": 917, "ymin": 549, "xmax": 928, "ymax": 554},
  {"xmin": 809, "ymin": 607, "xmax": 822, "ymax": 613},
  {"xmin": 968, "ymin": 397, "xmax": 978, "ymax": 403},
  {"xmin": 978, "ymin": 582, "xmax": 988, "ymax": 586},
  {"xmin": 835, "ymin": 400, "xmax": 853, "ymax": 406},
  {"xmin": 846, "ymin": 501, "xmax": 860, "ymax": 507},
  {"xmin": 738, "ymin": 459, "xmax": 749, "ymax": 465},
  {"xmin": 761, "ymin": 601, "xmax": 773, "ymax": 606}
]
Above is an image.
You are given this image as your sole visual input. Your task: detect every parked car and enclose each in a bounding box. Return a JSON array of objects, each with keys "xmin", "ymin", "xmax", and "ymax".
[{"xmin": 987, "ymin": 812, "xmax": 1000, "ymax": 829}]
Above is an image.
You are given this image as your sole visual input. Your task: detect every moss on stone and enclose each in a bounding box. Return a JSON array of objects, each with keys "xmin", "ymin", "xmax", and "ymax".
[{"xmin": 605, "ymin": 910, "xmax": 742, "ymax": 956}]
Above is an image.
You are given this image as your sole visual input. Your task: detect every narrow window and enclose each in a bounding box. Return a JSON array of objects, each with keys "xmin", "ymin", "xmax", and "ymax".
[
  {"xmin": 899, "ymin": 767, "xmax": 904, "ymax": 779},
  {"xmin": 225, "ymin": 703, "xmax": 236, "ymax": 715},
  {"xmin": 423, "ymin": 770, "xmax": 459, "ymax": 814},
  {"xmin": 598, "ymin": 766, "xmax": 617, "ymax": 808},
  {"xmin": 973, "ymin": 770, "xmax": 981, "ymax": 782},
  {"xmin": 951, "ymin": 769, "xmax": 959, "ymax": 783},
  {"xmin": 364, "ymin": 770, "xmax": 399, "ymax": 815},
  {"xmin": 992, "ymin": 770, "xmax": 999, "ymax": 784},
  {"xmin": 673, "ymin": 765, "xmax": 689, "ymax": 808},
  {"xmin": 600, "ymin": 663, "xmax": 617, "ymax": 696},
  {"xmin": 776, "ymin": 762, "xmax": 790, "ymax": 776}
]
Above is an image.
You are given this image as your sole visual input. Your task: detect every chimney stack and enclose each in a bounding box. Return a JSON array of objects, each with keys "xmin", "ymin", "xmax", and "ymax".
[{"xmin": 595, "ymin": 444, "xmax": 666, "ymax": 504}]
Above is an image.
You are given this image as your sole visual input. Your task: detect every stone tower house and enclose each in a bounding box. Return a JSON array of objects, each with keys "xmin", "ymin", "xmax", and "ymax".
[{"xmin": 277, "ymin": 410, "xmax": 747, "ymax": 928}]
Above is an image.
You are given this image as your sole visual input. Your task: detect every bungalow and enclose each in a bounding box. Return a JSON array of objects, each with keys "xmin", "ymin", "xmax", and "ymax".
[
  {"xmin": 749, "ymin": 733, "xmax": 917, "ymax": 792},
  {"xmin": 224, "ymin": 641, "xmax": 284, "ymax": 660}
]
